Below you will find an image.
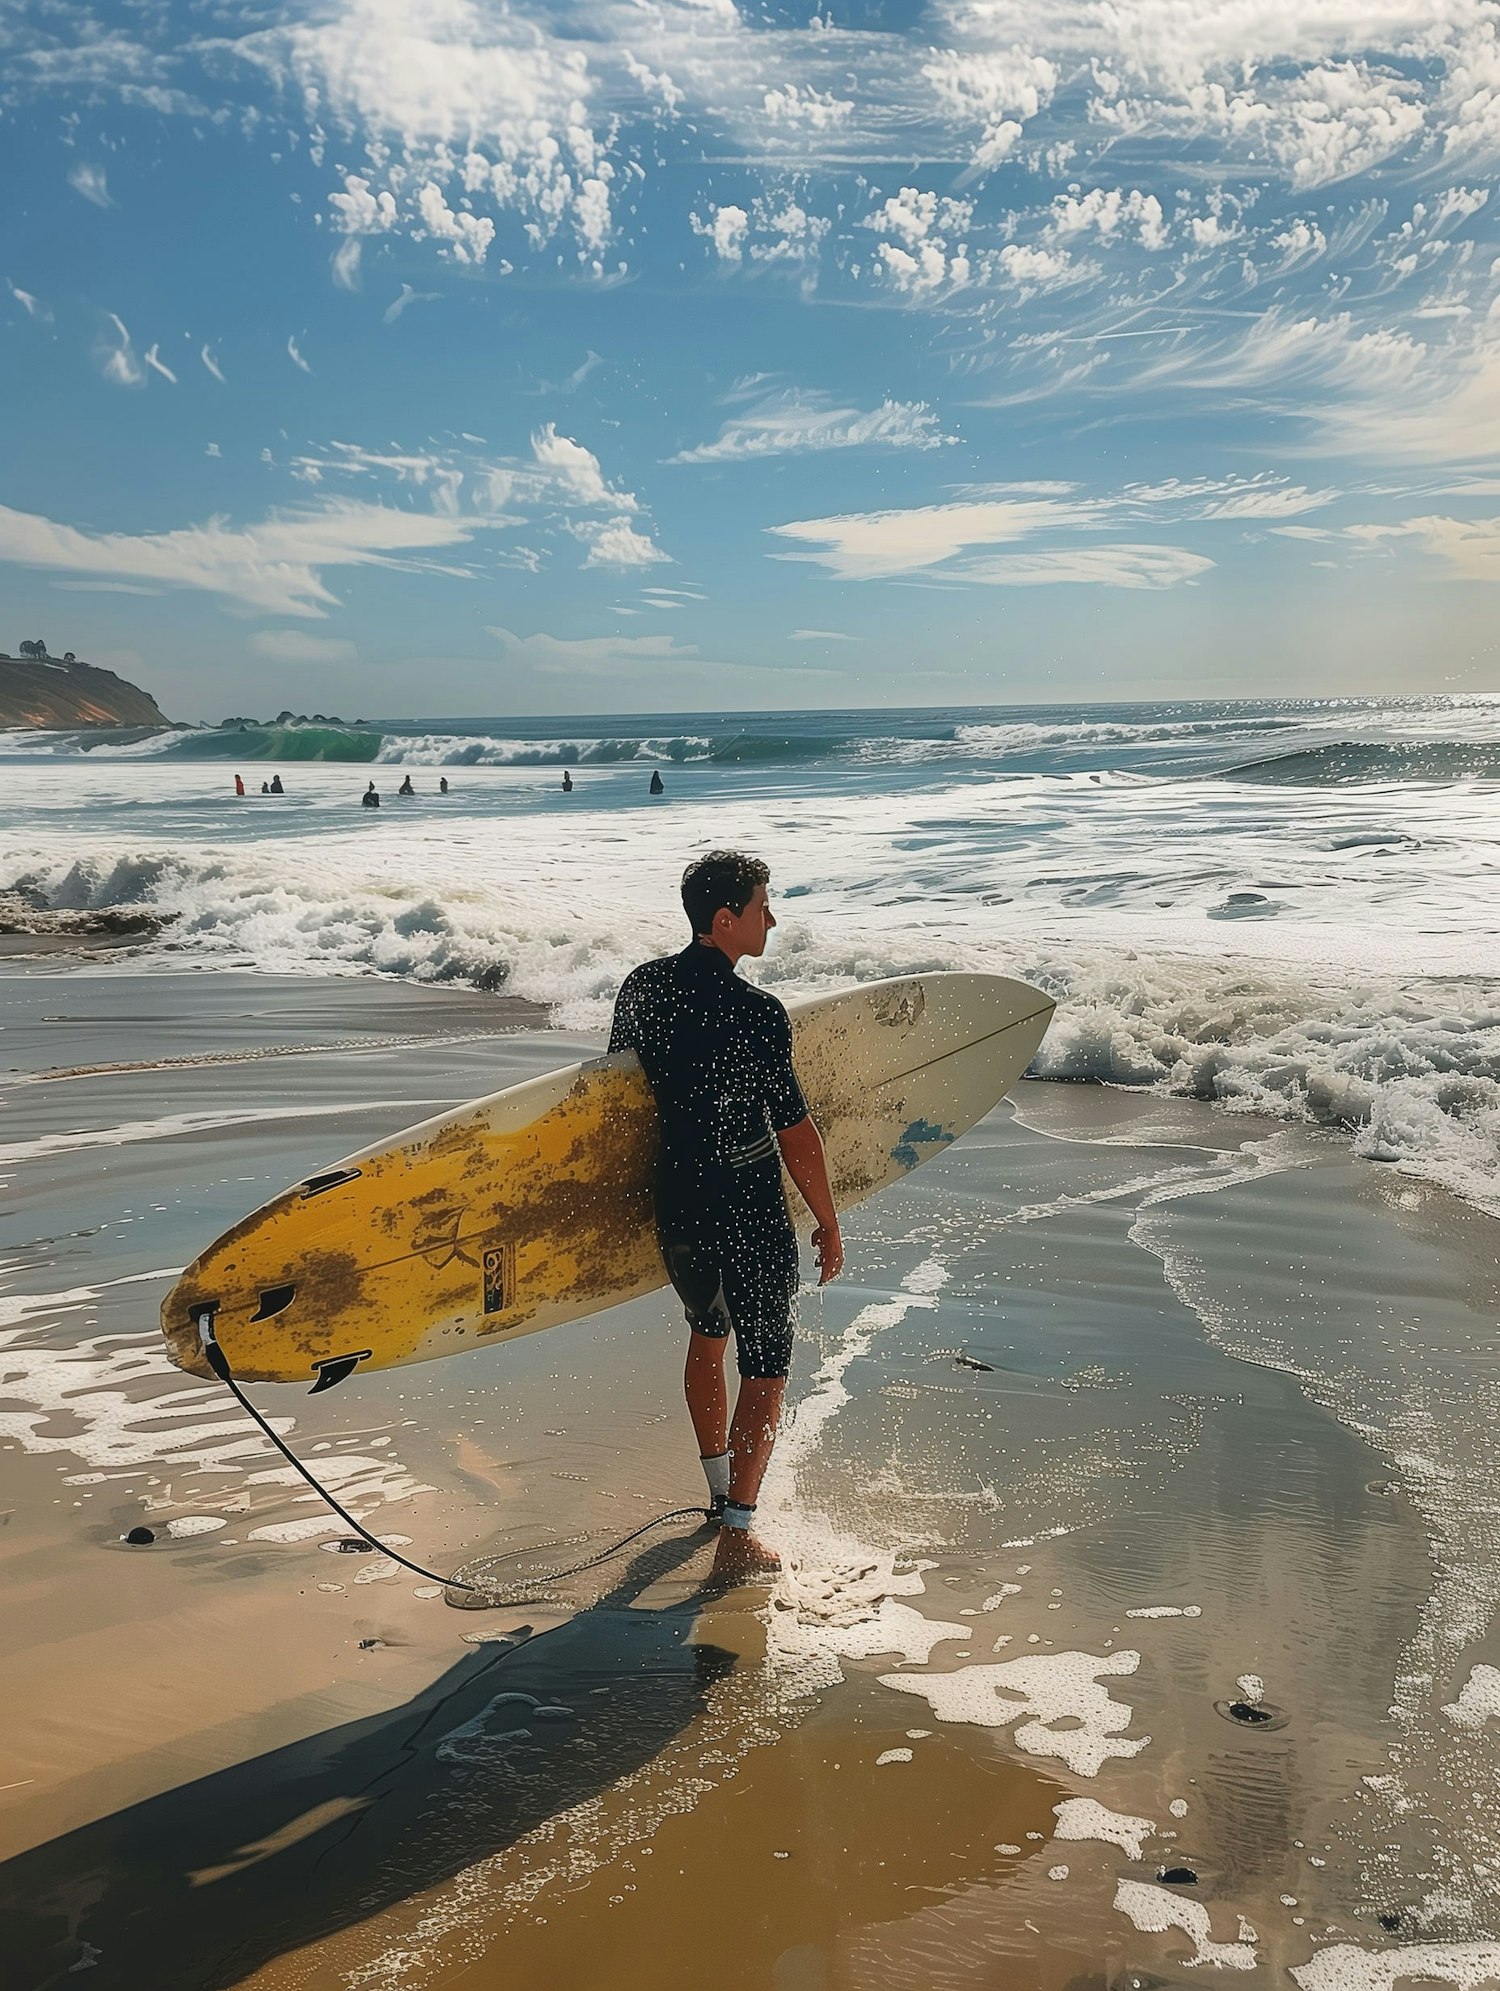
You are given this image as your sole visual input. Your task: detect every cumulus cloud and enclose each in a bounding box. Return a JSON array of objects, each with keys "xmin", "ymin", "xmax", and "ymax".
[
  {"xmin": 866, "ymin": 188, "xmax": 974, "ymax": 296},
  {"xmin": 692, "ymin": 204, "xmax": 749, "ymax": 263},
  {"xmin": 672, "ymin": 387, "xmax": 953, "ymax": 462},
  {"xmin": 581, "ymin": 518, "xmax": 670, "ymax": 568},
  {"xmin": 0, "ymin": 498, "xmax": 515, "ymax": 617}
]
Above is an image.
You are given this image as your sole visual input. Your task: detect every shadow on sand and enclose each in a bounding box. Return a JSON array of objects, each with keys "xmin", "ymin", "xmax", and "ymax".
[{"xmin": 3, "ymin": 1528, "xmax": 728, "ymax": 1990}]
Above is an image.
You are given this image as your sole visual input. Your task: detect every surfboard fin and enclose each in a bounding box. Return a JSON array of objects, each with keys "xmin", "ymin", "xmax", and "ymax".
[
  {"xmin": 251, "ymin": 1283, "xmax": 296, "ymax": 1321},
  {"xmin": 308, "ymin": 1350, "xmax": 372, "ymax": 1394}
]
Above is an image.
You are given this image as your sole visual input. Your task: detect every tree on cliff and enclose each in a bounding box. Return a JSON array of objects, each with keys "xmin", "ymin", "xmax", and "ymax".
[{"xmin": 18, "ymin": 639, "xmax": 50, "ymax": 660}]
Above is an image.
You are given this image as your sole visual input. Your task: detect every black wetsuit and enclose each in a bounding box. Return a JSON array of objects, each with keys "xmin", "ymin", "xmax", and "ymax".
[{"xmin": 609, "ymin": 943, "xmax": 808, "ymax": 1378}]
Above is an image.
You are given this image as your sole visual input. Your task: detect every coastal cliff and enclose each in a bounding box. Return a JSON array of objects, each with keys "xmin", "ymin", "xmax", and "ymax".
[{"xmin": 0, "ymin": 649, "xmax": 170, "ymax": 728}]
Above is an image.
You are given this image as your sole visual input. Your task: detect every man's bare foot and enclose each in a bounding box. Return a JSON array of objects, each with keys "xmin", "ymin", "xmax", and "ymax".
[{"xmin": 710, "ymin": 1527, "xmax": 782, "ymax": 1583}]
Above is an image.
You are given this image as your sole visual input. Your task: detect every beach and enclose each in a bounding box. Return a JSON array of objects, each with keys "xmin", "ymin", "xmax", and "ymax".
[{"xmin": 4, "ymin": 949, "xmax": 1500, "ymax": 1989}]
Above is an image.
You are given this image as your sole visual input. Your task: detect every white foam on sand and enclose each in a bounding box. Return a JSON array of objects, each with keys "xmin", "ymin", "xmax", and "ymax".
[
  {"xmin": 1290, "ymin": 1943, "xmax": 1500, "ymax": 1990},
  {"xmin": 759, "ymin": 1255, "xmax": 969, "ymax": 1693},
  {"xmin": 1127, "ymin": 1604, "xmax": 1203, "ymax": 1619},
  {"xmin": 875, "ymin": 1748, "xmax": 912, "ymax": 1765},
  {"xmin": 877, "ymin": 1650, "xmax": 1149, "ymax": 1779},
  {"xmin": 165, "ymin": 1515, "xmax": 226, "ymax": 1538},
  {"xmin": 1114, "ymin": 1879, "xmax": 1258, "ymax": 1971},
  {"xmin": 0, "ymin": 1272, "xmax": 428, "ymax": 1527},
  {"xmin": 1053, "ymin": 1797, "xmax": 1155, "ymax": 1860},
  {"xmin": 1441, "ymin": 1665, "xmax": 1500, "ymax": 1730}
]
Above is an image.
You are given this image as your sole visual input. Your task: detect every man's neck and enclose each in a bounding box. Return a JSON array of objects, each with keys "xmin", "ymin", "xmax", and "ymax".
[{"xmin": 697, "ymin": 935, "xmax": 741, "ymax": 969}]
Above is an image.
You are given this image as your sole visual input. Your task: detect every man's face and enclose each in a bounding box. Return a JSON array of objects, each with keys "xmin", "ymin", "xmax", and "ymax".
[{"xmin": 716, "ymin": 882, "xmax": 776, "ymax": 958}]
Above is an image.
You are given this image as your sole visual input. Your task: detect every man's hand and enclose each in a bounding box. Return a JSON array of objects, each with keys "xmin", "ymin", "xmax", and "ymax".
[{"xmin": 812, "ymin": 1221, "xmax": 843, "ymax": 1285}]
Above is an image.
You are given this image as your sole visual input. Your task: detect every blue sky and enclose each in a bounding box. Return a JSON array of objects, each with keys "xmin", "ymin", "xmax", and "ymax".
[{"xmin": 3, "ymin": 0, "xmax": 1499, "ymax": 719}]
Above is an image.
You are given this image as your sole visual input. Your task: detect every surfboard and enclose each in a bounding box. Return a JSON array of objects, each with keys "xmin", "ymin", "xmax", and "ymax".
[{"xmin": 161, "ymin": 971, "xmax": 1054, "ymax": 1386}]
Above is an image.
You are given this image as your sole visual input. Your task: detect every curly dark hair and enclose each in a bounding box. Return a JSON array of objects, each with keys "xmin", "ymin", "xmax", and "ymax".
[{"xmin": 681, "ymin": 849, "xmax": 770, "ymax": 935}]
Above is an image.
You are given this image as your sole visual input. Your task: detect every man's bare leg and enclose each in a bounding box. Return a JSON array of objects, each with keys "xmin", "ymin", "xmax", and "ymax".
[
  {"xmin": 712, "ymin": 1376, "xmax": 786, "ymax": 1579},
  {"xmin": 684, "ymin": 1330, "xmax": 731, "ymax": 1521},
  {"xmin": 684, "ymin": 1329, "xmax": 729, "ymax": 1456}
]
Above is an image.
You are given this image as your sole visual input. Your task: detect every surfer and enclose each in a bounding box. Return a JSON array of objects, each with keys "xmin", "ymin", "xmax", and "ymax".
[
  {"xmin": 398, "ymin": 775, "xmax": 415, "ymax": 797},
  {"xmin": 362, "ymin": 781, "xmax": 380, "ymax": 809},
  {"xmin": 562, "ymin": 769, "xmax": 574, "ymax": 793},
  {"xmin": 649, "ymin": 769, "xmax": 665, "ymax": 796},
  {"xmin": 609, "ymin": 850, "xmax": 842, "ymax": 1582},
  {"xmin": 439, "ymin": 775, "xmax": 449, "ymax": 795},
  {"xmin": 269, "ymin": 774, "xmax": 285, "ymax": 795}
]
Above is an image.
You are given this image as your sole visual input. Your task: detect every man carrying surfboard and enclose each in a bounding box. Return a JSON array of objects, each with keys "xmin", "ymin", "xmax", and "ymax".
[{"xmin": 610, "ymin": 850, "xmax": 842, "ymax": 1582}]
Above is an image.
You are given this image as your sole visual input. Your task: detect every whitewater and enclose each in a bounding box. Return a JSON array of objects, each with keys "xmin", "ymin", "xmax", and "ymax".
[{"xmin": 2, "ymin": 696, "xmax": 1497, "ymax": 1213}]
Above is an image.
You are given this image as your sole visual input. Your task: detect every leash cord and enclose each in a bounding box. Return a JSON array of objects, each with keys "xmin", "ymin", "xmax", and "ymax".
[{"xmin": 194, "ymin": 1312, "xmax": 708, "ymax": 1599}]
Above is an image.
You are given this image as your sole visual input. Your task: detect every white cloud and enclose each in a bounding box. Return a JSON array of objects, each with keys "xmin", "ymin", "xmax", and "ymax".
[
  {"xmin": 0, "ymin": 498, "xmax": 514, "ymax": 617},
  {"xmin": 958, "ymin": 544, "xmax": 1213, "ymax": 587},
  {"xmin": 769, "ymin": 496, "xmax": 1088, "ymax": 579},
  {"xmin": 329, "ymin": 173, "xmax": 397, "ymax": 234},
  {"xmin": 1347, "ymin": 512, "xmax": 1500, "ymax": 580},
  {"xmin": 416, "ymin": 183, "xmax": 497, "ymax": 266},
  {"xmin": 206, "ymin": 442, "xmax": 221, "ymax": 457},
  {"xmin": 767, "ymin": 475, "xmax": 1309, "ymax": 584},
  {"xmin": 790, "ymin": 628, "xmax": 855, "ymax": 640},
  {"xmin": 867, "ymin": 188, "xmax": 974, "ymax": 297},
  {"xmin": 143, "ymin": 342, "xmax": 177, "ymax": 384},
  {"xmin": 672, "ymin": 388, "xmax": 953, "ymax": 463},
  {"xmin": 923, "ymin": 47, "xmax": 1056, "ymax": 176},
  {"xmin": 97, "ymin": 313, "xmax": 143, "ymax": 388},
  {"xmin": 693, "ymin": 204, "xmax": 749, "ymax": 263},
  {"xmin": 484, "ymin": 622, "xmax": 842, "ymax": 697},
  {"xmin": 581, "ymin": 518, "xmax": 670, "ymax": 568},
  {"xmin": 68, "ymin": 161, "xmax": 112, "ymax": 208},
  {"xmin": 248, "ymin": 629, "xmax": 359, "ymax": 664},
  {"xmin": 1050, "ymin": 187, "xmax": 1169, "ymax": 251},
  {"xmin": 994, "ymin": 242, "xmax": 1076, "ymax": 292},
  {"xmin": 288, "ymin": 427, "xmax": 668, "ymax": 567},
  {"xmin": 7, "ymin": 279, "xmax": 49, "ymax": 320},
  {"xmin": 382, "ymin": 283, "xmax": 440, "ymax": 323},
  {"xmin": 287, "ymin": 334, "xmax": 313, "ymax": 374},
  {"xmin": 200, "ymin": 343, "xmax": 226, "ymax": 383},
  {"xmin": 331, "ymin": 237, "xmax": 363, "ymax": 290}
]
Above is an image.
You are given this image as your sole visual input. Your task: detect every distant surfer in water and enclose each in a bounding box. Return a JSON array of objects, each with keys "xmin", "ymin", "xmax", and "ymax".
[
  {"xmin": 610, "ymin": 850, "xmax": 842, "ymax": 1582},
  {"xmin": 562, "ymin": 769, "xmax": 574, "ymax": 793},
  {"xmin": 269, "ymin": 774, "xmax": 285, "ymax": 795},
  {"xmin": 649, "ymin": 768, "xmax": 665, "ymax": 796},
  {"xmin": 398, "ymin": 774, "xmax": 415, "ymax": 796},
  {"xmin": 362, "ymin": 781, "xmax": 380, "ymax": 809}
]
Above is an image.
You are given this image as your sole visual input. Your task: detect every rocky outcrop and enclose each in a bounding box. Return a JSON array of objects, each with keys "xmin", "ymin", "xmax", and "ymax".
[{"xmin": 0, "ymin": 653, "xmax": 170, "ymax": 727}]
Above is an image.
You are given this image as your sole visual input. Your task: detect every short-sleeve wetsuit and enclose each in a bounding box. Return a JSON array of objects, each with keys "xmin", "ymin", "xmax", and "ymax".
[{"xmin": 609, "ymin": 941, "xmax": 809, "ymax": 1379}]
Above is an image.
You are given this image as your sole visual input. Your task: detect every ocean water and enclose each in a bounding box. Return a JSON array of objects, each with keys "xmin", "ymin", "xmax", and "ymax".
[{"xmin": 2, "ymin": 694, "xmax": 1498, "ymax": 1211}]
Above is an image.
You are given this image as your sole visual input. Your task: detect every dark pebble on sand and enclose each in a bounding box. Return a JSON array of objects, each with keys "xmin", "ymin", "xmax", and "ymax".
[
  {"xmin": 323, "ymin": 1537, "xmax": 376, "ymax": 1554},
  {"xmin": 123, "ymin": 1525, "xmax": 155, "ymax": 1545},
  {"xmin": 358, "ymin": 1637, "xmax": 386, "ymax": 1650},
  {"xmin": 1158, "ymin": 1867, "xmax": 1198, "ymax": 1885},
  {"xmin": 1378, "ymin": 1911, "xmax": 1404, "ymax": 1932},
  {"xmin": 1213, "ymin": 1696, "xmax": 1287, "ymax": 1729}
]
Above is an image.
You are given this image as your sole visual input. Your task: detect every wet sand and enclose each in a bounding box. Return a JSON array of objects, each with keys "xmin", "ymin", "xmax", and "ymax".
[{"xmin": 2, "ymin": 968, "xmax": 1499, "ymax": 1989}]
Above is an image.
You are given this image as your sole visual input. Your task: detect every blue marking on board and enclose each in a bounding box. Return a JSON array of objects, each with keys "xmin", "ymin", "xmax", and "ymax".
[{"xmin": 891, "ymin": 1118, "xmax": 955, "ymax": 1171}]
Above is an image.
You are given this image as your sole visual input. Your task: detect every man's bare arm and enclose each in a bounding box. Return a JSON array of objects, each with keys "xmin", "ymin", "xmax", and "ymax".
[{"xmin": 777, "ymin": 1116, "xmax": 843, "ymax": 1284}]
